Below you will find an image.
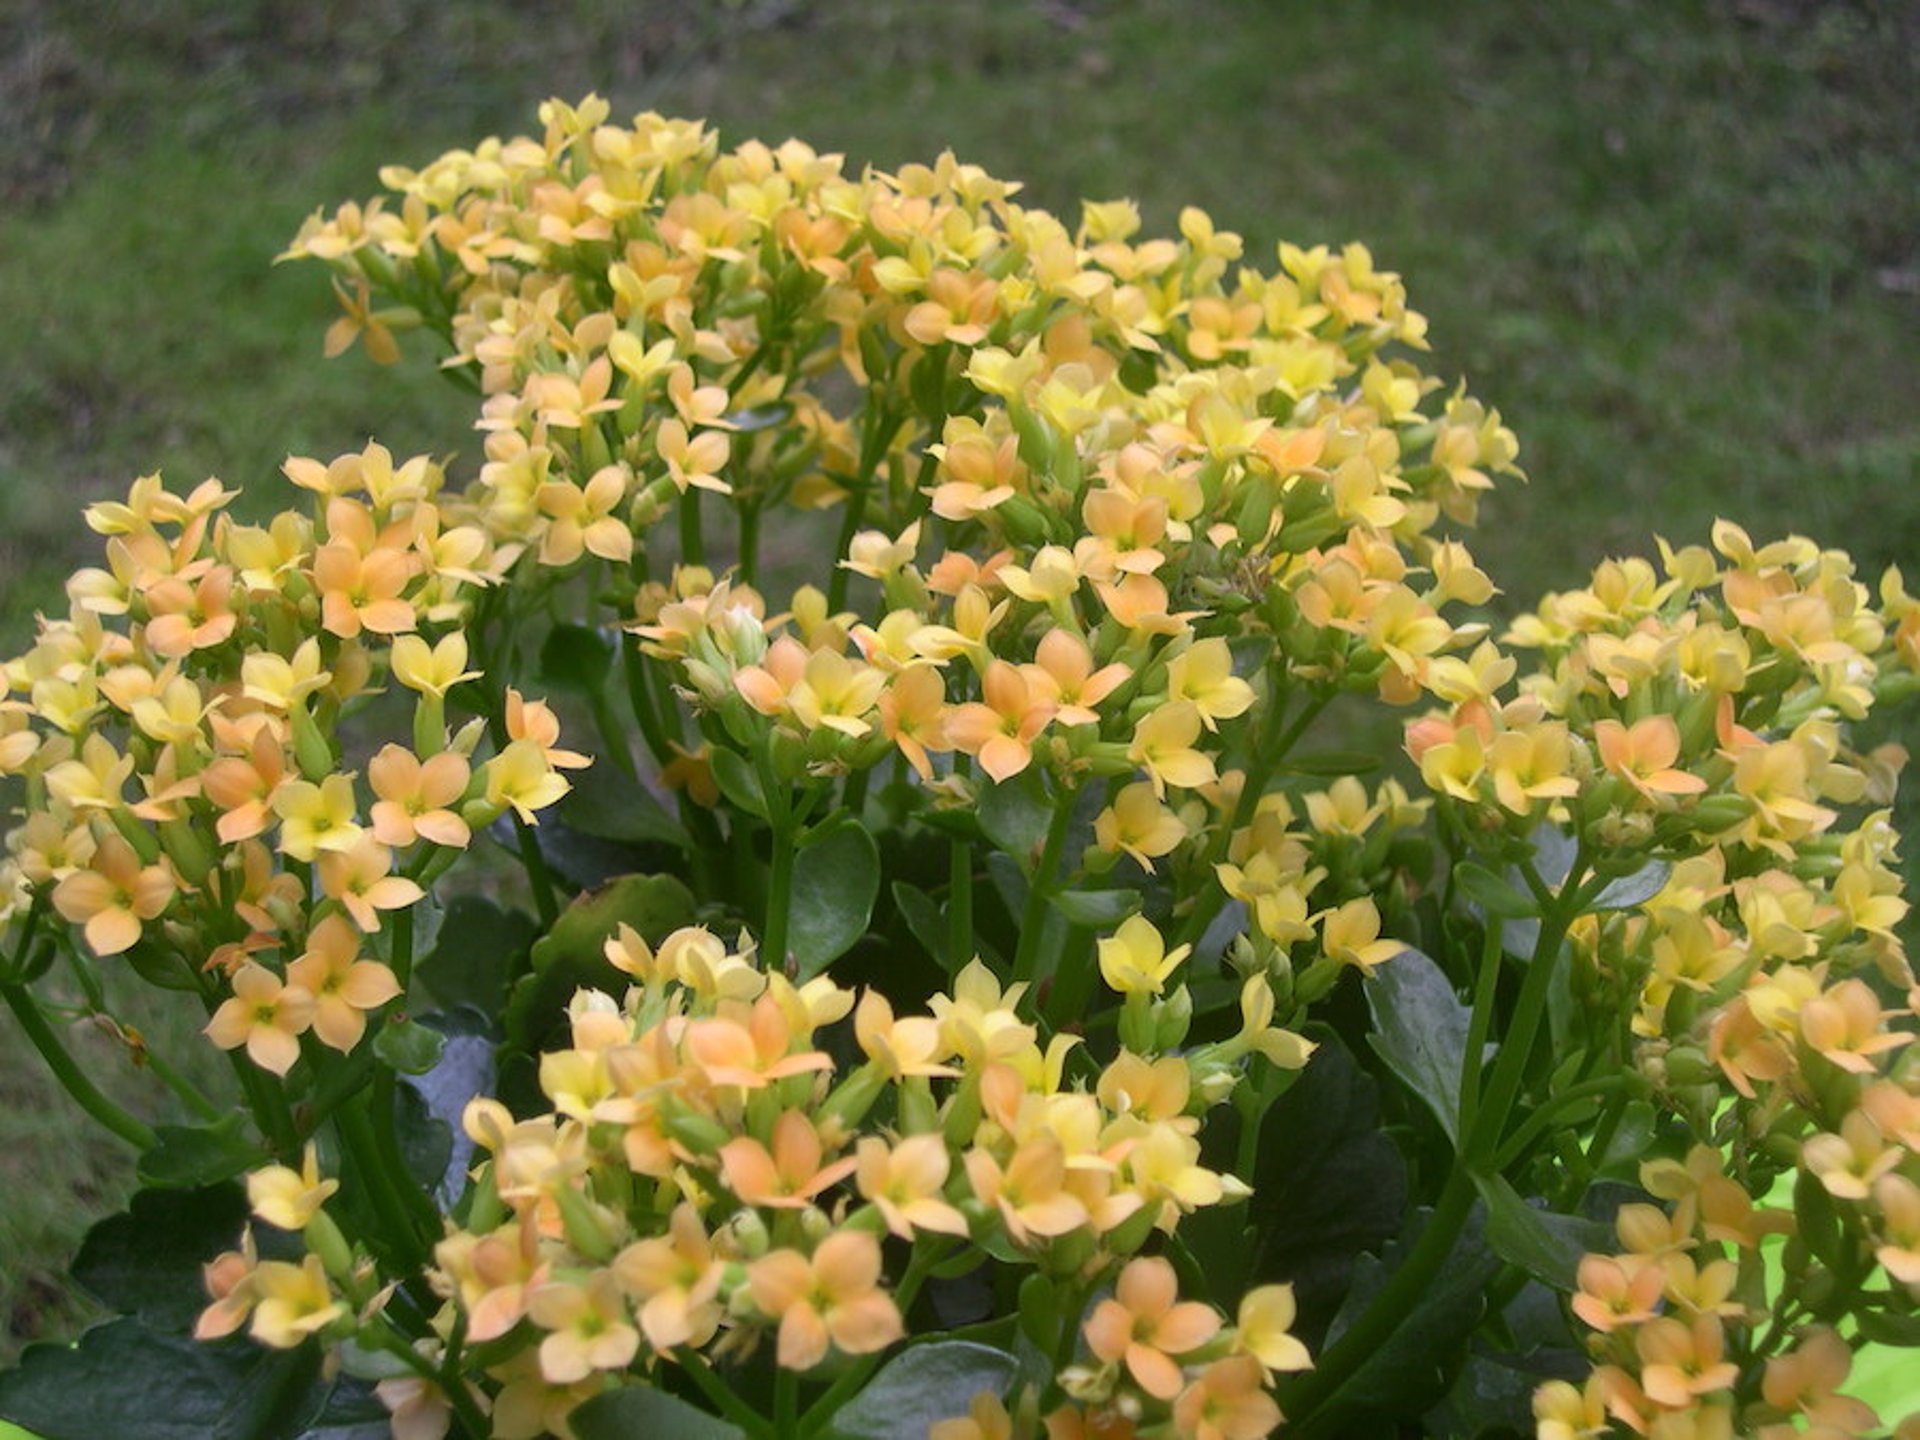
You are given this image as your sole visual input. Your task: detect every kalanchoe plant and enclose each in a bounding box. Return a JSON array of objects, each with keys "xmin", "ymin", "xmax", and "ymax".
[{"xmin": 1, "ymin": 94, "xmax": 1916, "ymax": 1440}]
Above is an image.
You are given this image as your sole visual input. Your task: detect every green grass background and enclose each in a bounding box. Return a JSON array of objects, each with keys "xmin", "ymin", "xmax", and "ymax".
[{"xmin": 1, "ymin": 0, "xmax": 1915, "ymax": 1419}]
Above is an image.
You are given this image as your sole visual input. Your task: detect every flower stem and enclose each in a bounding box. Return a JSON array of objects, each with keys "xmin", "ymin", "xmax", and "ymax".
[
  {"xmin": 0, "ymin": 977, "xmax": 157, "ymax": 1150},
  {"xmin": 1011, "ymin": 780, "xmax": 1077, "ymax": 986}
]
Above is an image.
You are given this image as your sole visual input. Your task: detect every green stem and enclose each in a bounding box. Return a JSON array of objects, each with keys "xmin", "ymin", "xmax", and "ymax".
[
  {"xmin": 1282, "ymin": 846, "xmax": 1593, "ymax": 1437},
  {"xmin": 679, "ymin": 489, "xmax": 706, "ymax": 567},
  {"xmin": 622, "ymin": 634, "xmax": 677, "ymax": 767},
  {"xmin": 1280, "ymin": 1165, "xmax": 1476, "ymax": 1437},
  {"xmin": 1463, "ymin": 851, "xmax": 1592, "ymax": 1163},
  {"xmin": 762, "ymin": 765, "xmax": 798, "ymax": 971},
  {"xmin": 513, "ymin": 815, "xmax": 561, "ymax": 928},
  {"xmin": 390, "ymin": 903, "xmax": 416, "ymax": 990},
  {"xmin": 774, "ymin": 1367, "xmax": 799, "ymax": 1437},
  {"xmin": 337, "ymin": 1092, "xmax": 432, "ymax": 1271},
  {"xmin": 1457, "ymin": 917, "xmax": 1504, "ymax": 1138},
  {"xmin": 142, "ymin": 1044, "xmax": 224, "ymax": 1122},
  {"xmin": 1493, "ymin": 1075, "xmax": 1630, "ymax": 1170},
  {"xmin": 677, "ymin": 1348, "xmax": 772, "ymax": 1438},
  {"xmin": 739, "ymin": 501, "xmax": 762, "ymax": 587},
  {"xmin": 0, "ymin": 978, "xmax": 157, "ymax": 1149},
  {"xmin": 1011, "ymin": 780, "xmax": 1077, "ymax": 986}
]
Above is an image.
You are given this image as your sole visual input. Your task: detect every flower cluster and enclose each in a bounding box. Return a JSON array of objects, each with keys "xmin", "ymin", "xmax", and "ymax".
[
  {"xmin": 195, "ymin": 925, "xmax": 1312, "ymax": 1438},
  {"xmin": 2, "ymin": 96, "xmax": 1914, "ymax": 1440}
]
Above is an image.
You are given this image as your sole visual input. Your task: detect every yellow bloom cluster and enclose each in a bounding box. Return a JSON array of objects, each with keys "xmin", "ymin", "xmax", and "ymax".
[
  {"xmin": 0, "ymin": 451, "xmax": 578, "ymax": 1071},
  {"xmin": 195, "ymin": 926, "xmax": 1312, "ymax": 1438},
  {"xmin": 3, "ymin": 93, "xmax": 1914, "ymax": 1440},
  {"xmin": 1398, "ymin": 523, "xmax": 1918, "ymax": 1436}
]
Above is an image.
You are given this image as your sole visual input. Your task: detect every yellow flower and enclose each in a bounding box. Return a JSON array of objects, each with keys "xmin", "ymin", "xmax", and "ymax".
[
  {"xmin": 1129, "ymin": 702, "xmax": 1218, "ymax": 798},
  {"xmin": 484, "ymin": 739, "xmax": 571, "ymax": 824},
  {"xmin": 1095, "ymin": 782, "xmax": 1189, "ymax": 871},
  {"xmin": 1319, "ymin": 898, "xmax": 1401, "ymax": 973},
  {"xmin": 250, "ymin": 1255, "xmax": 346, "ymax": 1349},
  {"xmin": 611, "ymin": 1203, "xmax": 724, "ymax": 1352},
  {"xmin": 1098, "ymin": 915, "xmax": 1190, "ymax": 996},
  {"xmin": 1235, "ymin": 1284, "xmax": 1311, "ymax": 1375},
  {"xmin": 527, "ymin": 1272, "xmax": 640, "ymax": 1384},
  {"xmin": 1166, "ymin": 639, "xmax": 1255, "ymax": 731},
  {"xmin": 389, "ymin": 633, "xmax": 480, "ymax": 699},
  {"xmin": 273, "ymin": 774, "xmax": 364, "ymax": 861},
  {"xmin": 247, "ymin": 1143, "xmax": 339, "ymax": 1230}
]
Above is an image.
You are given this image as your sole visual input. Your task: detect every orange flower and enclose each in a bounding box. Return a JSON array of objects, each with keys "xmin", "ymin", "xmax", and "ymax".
[
  {"xmin": 748, "ymin": 1232, "xmax": 903, "ymax": 1371},
  {"xmin": 205, "ymin": 962, "xmax": 315, "ymax": 1075},
  {"xmin": 964, "ymin": 1134, "xmax": 1090, "ymax": 1245},
  {"xmin": 1570, "ymin": 1254, "xmax": 1664, "ymax": 1334},
  {"xmin": 719, "ymin": 1110, "xmax": 857, "ymax": 1210},
  {"xmin": 50, "ymin": 832, "xmax": 176, "ymax": 956},
  {"xmin": 1596, "ymin": 716, "xmax": 1706, "ymax": 801},
  {"xmin": 368, "ymin": 744, "xmax": 473, "ymax": 849},
  {"xmin": 1635, "ymin": 1314, "xmax": 1738, "ymax": 1409},
  {"xmin": 313, "ymin": 538, "xmax": 416, "ymax": 639},
  {"xmin": 1085, "ymin": 1256, "xmax": 1222, "ymax": 1399},
  {"xmin": 856, "ymin": 1134, "xmax": 970, "ymax": 1240},
  {"xmin": 1023, "ymin": 630, "xmax": 1129, "ymax": 728},
  {"xmin": 285, "ymin": 914, "xmax": 401, "ymax": 1051},
  {"xmin": 946, "ymin": 660, "xmax": 1055, "ymax": 783},
  {"xmin": 684, "ymin": 995, "xmax": 833, "ymax": 1090},
  {"xmin": 611, "ymin": 1203, "xmax": 724, "ymax": 1352},
  {"xmin": 316, "ymin": 835, "xmax": 424, "ymax": 933},
  {"xmin": 201, "ymin": 724, "xmax": 290, "ymax": 844},
  {"xmin": 1172, "ymin": 1355, "xmax": 1281, "ymax": 1440}
]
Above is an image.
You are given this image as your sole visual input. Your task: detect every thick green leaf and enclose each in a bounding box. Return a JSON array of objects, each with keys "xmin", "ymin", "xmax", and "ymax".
[
  {"xmin": 1310, "ymin": 1203, "xmax": 1500, "ymax": 1428},
  {"xmin": 414, "ymin": 895, "xmax": 537, "ymax": 1015},
  {"xmin": 827, "ymin": 1341, "xmax": 1019, "ymax": 1440},
  {"xmin": 539, "ymin": 622, "xmax": 615, "ymax": 691},
  {"xmin": 70, "ymin": 1185, "xmax": 249, "ymax": 1332},
  {"xmin": 789, "ymin": 814, "xmax": 881, "ymax": 979},
  {"xmin": 391, "ymin": 1080, "xmax": 453, "ymax": 1202},
  {"xmin": 508, "ymin": 874, "xmax": 695, "ymax": 1058},
  {"xmin": 0, "ymin": 1321, "xmax": 326, "ymax": 1440},
  {"xmin": 1455, "ymin": 862, "xmax": 1536, "ymax": 920},
  {"xmin": 1366, "ymin": 946, "xmax": 1471, "ymax": 1146},
  {"xmin": 709, "ymin": 748, "xmax": 769, "ymax": 820},
  {"xmin": 1243, "ymin": 1034, "xmax": 1408, "ymax": 1340},
  {"xmin": 977, "ymin": 773, "xmax": 1050, "ymax": 860},
  {"xmin": 569, "ymin": 1384, "xmax": 746, "ymax": 1440},
  {"xmin": 1589, "ymin": 859, "xmax": 1670, "ymax": 911},
  {"xmin": 1048, "ymin": 888, "xmax": 1141, "ymax": 927},
  {"xmin": 529, "ymin": 873, "xmax": 698, "ymax": 976},
  {"xmin": 371, "ymin": 1016, "xmax": 444, "ymax": 1076},
  {"xmin": 892, "ymin": 880, "xmax": 952, "ymax": 973},
  {"xmin": 1472, "ymin": 1172, "xmax": 1613, "ymax": 1291},
  {"xmin": 138, "ymin": 1116, "xmax": 267, "ymax": 1189},
  {"xmin": 555, "ymin": 760, "xmax": 691, "ymax": 851}
]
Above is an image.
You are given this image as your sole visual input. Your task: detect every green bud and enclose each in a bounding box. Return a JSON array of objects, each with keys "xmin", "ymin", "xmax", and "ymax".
[
  {"xmin": 291, "ymin": 701, "xmax": 335, "ymax": 781},
  {"xmin": 304, "ymin": 1210, "xmax": 357, "ymax": 1286},
  {"xmin": 1154, "ymin": 985, "xmax": 1193, "ymax": 1050}
]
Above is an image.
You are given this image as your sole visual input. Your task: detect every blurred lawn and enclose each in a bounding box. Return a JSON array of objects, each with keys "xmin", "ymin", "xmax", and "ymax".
[{"xmin": 1, "ymin": 0, "xmax": 1916, "ymax": 1393}]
